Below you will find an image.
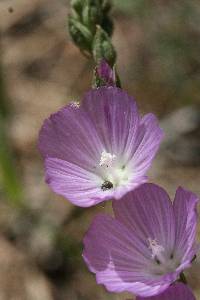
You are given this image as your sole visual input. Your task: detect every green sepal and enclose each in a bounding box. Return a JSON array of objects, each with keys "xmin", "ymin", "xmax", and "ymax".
[
  {"xmin": 93, "ymin": 26, "xmax": 116, "ymax": 66},
  {"xmin": 71, "ymin": 0, "xmax": 84, "ymax": 15},
  {"xmin": 68, "ymin": 16, "xmax": 93, "ymax": 52}
]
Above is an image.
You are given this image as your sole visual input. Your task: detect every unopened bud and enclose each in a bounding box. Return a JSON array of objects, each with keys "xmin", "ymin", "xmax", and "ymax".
[
  {"xmin": 82, "ymin": 4, "xmax": 102, "ymax": 33},
  {"xmin": 93, "ymin": 59, "xmax": 121, "ymax": 88},
  {"xmin": 68, "ymin": 16, "xmax": 93, "ymax": 52},
  {"xmin": 71, "ymin": 0, "xmax": 83, "ymax": 14},
  {"xmin": 94, "ymin": 59, "xmax": 116, "ymax": 87},
  {"xmin": 93, "ymin": 26, "xmax": 116, "ymax": 66}
]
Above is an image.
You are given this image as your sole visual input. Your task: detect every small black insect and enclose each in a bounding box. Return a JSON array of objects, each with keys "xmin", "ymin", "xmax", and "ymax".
[{"xmin": 101, "ymin": 180, "xmax": 113, "ymax": 191}]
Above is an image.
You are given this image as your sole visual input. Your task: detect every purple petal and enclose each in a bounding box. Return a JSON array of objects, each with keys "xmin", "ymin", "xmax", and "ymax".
[
  {"xmin": 39, "ymin": 104, "xmax": 103, "ymax": 169},
  {"xmin": 113, "ymin": 183, "xmax": 176, "ymax": 253},
  {"xmin": 82, "ymin": 87, "xmax": 139, "ymax": 156},
  {"xmin": 173, "ymin": 187, "xmax": 199, "ymax": 263},
  {"xmin": 136, "ymin": 283, "xmax": 196, "ymax": 300},
  {"xmin": 129, "ymin": 113, "xmax": 164, "ymax": 175},
  {"xmin": 45, "ymin": 157, "xmax": 104, "ymax": 207},
  {"xmin": 83, "ymin": 214, "xmax": 170, "ymax": 297}
]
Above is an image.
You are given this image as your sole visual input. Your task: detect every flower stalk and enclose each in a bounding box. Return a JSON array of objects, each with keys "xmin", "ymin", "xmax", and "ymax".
[
  {"xmin": 68, "ymin": 0, "xmax": 120, "ymax": 87},
  {"xmin": 0, "ymin": 56, "xmax": 23, "ymax": 207},
  {"xmin": 179, "ymin": 272, "xmax": 187, "ymax": 285}
]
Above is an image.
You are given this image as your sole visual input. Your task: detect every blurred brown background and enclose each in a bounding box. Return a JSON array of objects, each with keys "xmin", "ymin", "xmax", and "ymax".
[{"xmin": 0, "ymin": 0, "xmax": 200, "ymax": 299}]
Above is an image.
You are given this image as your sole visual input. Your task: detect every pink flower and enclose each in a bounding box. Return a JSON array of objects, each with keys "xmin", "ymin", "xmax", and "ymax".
[
  {"xmin": 83, "ymin": 183, "xmax": 199, "ymax": 296},
  {"xmin": 39, "ymin": 87, "xmax": 163, "ymax": 207}
]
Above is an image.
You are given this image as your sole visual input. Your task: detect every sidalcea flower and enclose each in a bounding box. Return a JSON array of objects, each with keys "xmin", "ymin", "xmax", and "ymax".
[
  {"xmin": 38, "ymin": 87, "xmax": 163, "ymax": 207},
  {"xmin": 136, "ymin": 283, "xmax": 196, "ymax": 300},
  {"xmin": 83, "ymin": 183, "xmax": 199, "ymax": 297}
]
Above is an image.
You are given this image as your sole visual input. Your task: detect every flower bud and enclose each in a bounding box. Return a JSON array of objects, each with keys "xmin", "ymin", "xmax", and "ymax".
[
  {"xmin": 71, "ymin": 0, "xmax": 83, "ymax": 14},
  {"xmin": 94, "ymin": 59, "xmax": 116, "ymax": 87},
  {"xmin": 82, "ymin": 3, "xmax": 103, "ymax": 33},
  {"xmin": 92, "ymin": 26, "xmax": 116, "ymax": 66},
  {"xmin": 68, "ymin": 16, "xmax": 93, "ymax": 52}
]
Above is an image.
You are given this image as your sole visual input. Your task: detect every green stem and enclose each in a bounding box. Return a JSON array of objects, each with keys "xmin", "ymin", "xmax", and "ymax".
[
  {"xmin": 179, "ymin": 272, "xmax": 187, "ymax": 284},
  {"xmin": 0, "ymin": 55, "xmax": 24, "ymax": 207}
]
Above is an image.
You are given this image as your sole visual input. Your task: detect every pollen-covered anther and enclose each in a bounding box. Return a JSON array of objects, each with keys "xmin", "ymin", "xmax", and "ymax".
[
  {"xmin": 99, "ymin": 150, "xmax": 116, "ymax": 168},
  {"xmin": 148, "ymin": 238, "xmax": 165, "ymax": 260}
]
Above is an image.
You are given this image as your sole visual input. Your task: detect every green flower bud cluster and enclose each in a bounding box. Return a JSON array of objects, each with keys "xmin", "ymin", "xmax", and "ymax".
[{"xmin": 68, "ymin": 0, "xmax": 116, "ymax": 66}]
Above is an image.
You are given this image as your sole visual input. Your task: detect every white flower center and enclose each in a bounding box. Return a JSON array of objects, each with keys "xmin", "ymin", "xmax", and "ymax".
[
  {"xmin": 148, "ymin": 238, "xmax": 179, "ymax": 275},
  {"xmin": 98, "ymin": 150, "xmax": 130, "ymax": 190},
  {"xmin": 99, "ymin": 151, "xmax": 116, "ymax": 168}
]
